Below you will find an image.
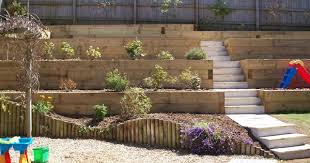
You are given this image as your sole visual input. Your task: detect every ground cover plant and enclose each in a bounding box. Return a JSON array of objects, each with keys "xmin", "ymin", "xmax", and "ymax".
[
  {"xmin": 157, "ymin": 51, "xmax": 175, "ymax": 60},
  {"xmin": 94, "ymin": 104, "xmax": 108, "ymax": 120}
]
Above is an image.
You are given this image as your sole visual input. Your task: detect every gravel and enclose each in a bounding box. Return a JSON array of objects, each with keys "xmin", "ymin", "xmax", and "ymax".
[{"xmin": 8, "ymin": 137, "xmax": 274, "ymax": 163}]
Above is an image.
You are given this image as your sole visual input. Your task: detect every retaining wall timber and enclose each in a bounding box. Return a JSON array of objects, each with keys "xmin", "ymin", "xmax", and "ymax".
[
  {"xmin": 225, "ymin": 39, "xmax": 310, "ymax": 60},
  {"xmin": 259, "ymin": 90, "xmax": 310, "ymax": 113},
  {"xmin": 3, "ymin": 90, "xmax": 224, "ymax": 116},
  {"xmin": 48, "ymin": 25, "xmax": 310, "ymax": 40},
  {"xmin": 240, "ymin": 59, "xmax": 310, "ymax": 88},
  {"xmin": 0, "ymin": 60, "xmax": 213, "ymax": 90}
]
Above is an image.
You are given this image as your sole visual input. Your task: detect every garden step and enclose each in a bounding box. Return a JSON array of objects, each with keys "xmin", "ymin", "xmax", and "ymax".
[
  {"xmin": 271, "ymin": 144, "xmax": 310, "ymax": 160},
  {"xmin": 221, "ymin": 89, "xmax": 258, "ymax": 97},
  {"xmin": 207, "ymin": 56, "xmax": 231, "ymax": 61},
  {"xmin": 213, "ymin": 75, "xmax": 245, "ymax": 82},
  {"xmin": 213, "ymin": 82, "xmax": 248, "ymax": 89},
  {"xmin": 213, "ymin": 68, "xmax": 242, "ymax": 75},
  {"xmin": 206, "ymin": 51, "xmax": 228, "ymax": 56},
  {"xmin": 225, "ymin": 97, "xmax": 260, "ymax": 106},
  {"xmin": 251, "ymin": 124, "xmax": 297, "ymax": 138},
  {"xmin": 225, "ymin": 105, "xmax": 265, "ymax": 114},
  {"xmin": 200, "ymin": 41, "xmax": 224, "ymax": 47},
  {"xmin": 260, "ymin": 133, "xmax": 308, "ymax": 149},
  {"xmin": 213, "ymin": 61, "xmax": 240, "ymax": 68},
  {"xmin": 201, "ymin": 46, "xmax": 226, "ymax": 52}
]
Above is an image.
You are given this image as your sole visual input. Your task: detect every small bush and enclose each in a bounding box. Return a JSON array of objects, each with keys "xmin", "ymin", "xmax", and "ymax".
[
  {"xmin": 143, "ymin": 65, "xmax": 176, "ymax": 89},
  {"xmin": 60, "ymin": 42, "xmax": 75, "ymax": 59},
  {"xmin": 59, "ymin": 79, "xmax": 77, "ymax": 91},
  {"xmin": 43, "ymin": 41, "xmax": 55, "ymax": 59},
  {"xmin": 185, "ymin": 48, "xmax": 206, "ymax": 60},
  {"xmin": 105, "ymin": 69, "xmax": 129, "ymax": 92},
  {"xmin": 7, "ymin": 0, "xmax": 27, "ymax": 16},
  {"xmin": 33, "ymin": 95, "xmax": 54, "ymax": 114},
  {"xmin": 94, "ymin": 104, "xmax": 108, "ymax": 120},
  {"xmin": 124, "ymin": 40, "xmax": 145, "ymax": 60},
  {"xmin": 179, "ymin": 67, "xmax": 201, "ymax": 89},
  {"xmin": 186, "ymin": 125, "xmax": 231, "ymax": 155},
  {"xmin": 86, "ymin": 46, "xmax": 102, "ymax": 59},
  {"xmin": 120, "ymin": 88, "xmax": 152, "ymax": 120},
  {"xmin": 157, "ymin": 51, "xmax": 175, "ymax": 60}
]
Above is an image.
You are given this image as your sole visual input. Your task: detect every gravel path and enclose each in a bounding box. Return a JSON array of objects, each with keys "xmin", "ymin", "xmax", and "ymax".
[{"xmin": 9, "ymin": 137, "xmax": 274, "ymax": 163}]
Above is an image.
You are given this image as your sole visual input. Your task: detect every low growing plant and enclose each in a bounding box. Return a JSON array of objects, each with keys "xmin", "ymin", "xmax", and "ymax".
[
  {"xmin": 143, "ymin": 65, "xmax": 176, "ymax": 89},
  {"xmin": 157, "ymin": 51, "xmax": 175, "ymax": 60},
  {"xmin": 59, "ymin": 79, "xmax": 78, "ymax": 91},
  {"xmin": 60, "ymin": 42, "xmax": 75, "ymax": 59},
  {"xmin": 105, "ymin": 69, "xmax": 129, "ymax": 92},
  {"xmin": 185, "ymin": 48, "xmax": 206, "ymax": 60},
  {"xmin": 94, "ymin": 104, "xmax": 108, "ymax": 120},
  {"xmin": 120, "ymin": 88, "xmax": 152, "ymax": 120},
  {"xmin": 43, "ymin": 41, "xmax": 55, "ymax": 59},
  {"xmin": 186, "ymin": 125, "xmax": 231, "ymax": 155},
  {"xmin": 124, "ymin": 40, "xmax": 145, "ymax": 60},
  {"xmin": 179, "ymin": 67, "xmax": 201, "ymax": 89},
  {"xmin": 32, "ymin": 95, "xmax": 54, "ymax": 114},
  {"xmin": 86, "ymin": 46, "xmax": 102, "ymax": 59},
  {"xmin": 0, "ymin": 94, "xmax": 11, "ymax": 112}
]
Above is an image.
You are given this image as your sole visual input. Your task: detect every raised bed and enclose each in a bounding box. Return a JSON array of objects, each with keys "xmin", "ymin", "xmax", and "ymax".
[
  {"xmin": 0, "ymin": 60, "xmax": 213, "ymax": 90},
  {"xmin": 259, "ymin": 89, "xmax": 310, "ymax": 113},
  {"xmin": 0, "ymin": 101, "xmax": 275, "ymax": 159},
  {"xmin": 240, "ymin": 59, "xmax": 310, "ymax": 88},
  {"xmin": 3, "ymin": 90, "xmax": 224, "ymax": 116}
]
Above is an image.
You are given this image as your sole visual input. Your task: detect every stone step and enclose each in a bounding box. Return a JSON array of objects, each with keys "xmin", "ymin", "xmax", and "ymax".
[
  {"xmin": 207, "ymin": 56, "xmax": 230, "ymax": 61},
  {"xmin": 271, "ymin": 144, "xmax": 310, "ymax": 160},
  {"xmin": 214, "ymin": 75, "xmax": 245, "ymax": 82},
  {"xmin": 207, "ymin": 51, "xmax": 228, "ymax": 56},
  {"xmin": 225, "ymin": 97, "xmax": 260, "ymax": 106},
  {"xmin": 222, "ymin": 89, "xmax": 258, "ymax": 97},
  {"xmin": 200, "ymin": 41, "xmax": 224, "ymax": 47},
  {"xmin": 251, "ymin": 124, "xmax": 297, "ymax": 137},
  {"xmin": 214, "ymin": 82, "xmax": 248, "ymax": 89},
  {"xmin": 214, "ymin": 61, "xmax": 240, "ymax": 68},
  {"xmin": 201, "ymin": 46, "xmax": 226, "ymax": 52},
  {"xmin": 213, "ymin": 68, "xmax": 242, "ymax": 75},
  {"xmin": 260, "ymin": 133, "xmax": 308, "ymax": 149},
  {"xmin": 225, "ymin": 105, "xmax": 265, "ymax": 114}
]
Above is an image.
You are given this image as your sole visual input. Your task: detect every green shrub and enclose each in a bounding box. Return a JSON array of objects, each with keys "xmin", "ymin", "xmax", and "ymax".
[
  {"xmin": 179, "ymin": 67, "xmax": 201, "ymax": 89},
  {"xmin": 94, "ymin": 104, "xmax": 108, "ymax": 120},
  {"xmin": 120, "ymin": 88, "xmax": 152, "ymax": 120},
  {"xmin": 43, "ymin": 41, "xmax": 55, "ymax": 59},
  {"xmin": 32, "ymin": 95, "xmax": 54, "ymax": 114},
  {"xmin": 185, "ymin": 48, "xmax": 206, "ymax": 60},
  {"xmin": 124, "ymin": 40, "xmax": 145, "ymax": 60},
  {"xmin": 211, "ymin": 0, "xmax": 232, "ymax": 19},
  {"xmin": 157, "ymin": 51, "xmax": 175, "ymax": 60},
  {"xmin": 86, "ymin": 46, "xmax": 102, "ymax": 59},
  {"xmin": 60, "ymin": 42, "xmax": 75, "ymax": 59},
  {"xmin": 105, "ymin": 69, "xmax": 129, "ymax": 92},
  {"xmin": 143, "ymin": 65, "xmax": 176, "ymax": 89},
  {"xmin": 7, "ymin": 0, "xmax": 27, "ymax": 16}
]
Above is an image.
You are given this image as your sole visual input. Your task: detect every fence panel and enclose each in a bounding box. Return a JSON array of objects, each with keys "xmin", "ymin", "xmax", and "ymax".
[{"xmin": 10, "ymin": 0, "xmax": 310, "ymax": 30}]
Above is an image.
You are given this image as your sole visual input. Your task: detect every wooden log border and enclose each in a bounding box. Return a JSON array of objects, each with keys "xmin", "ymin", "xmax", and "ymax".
[{"xmin": 0, "ymin": 101, "xmax": 276, "ymax": 159}]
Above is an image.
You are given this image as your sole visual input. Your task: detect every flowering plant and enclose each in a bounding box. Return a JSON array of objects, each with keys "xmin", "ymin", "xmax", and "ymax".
[{"xmin": 32, "ymin": 95, "xmax": 54, "ymax": 114}]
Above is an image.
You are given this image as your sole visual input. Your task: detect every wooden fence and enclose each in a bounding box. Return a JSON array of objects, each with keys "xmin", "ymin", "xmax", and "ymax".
[
  {"xmin": 2, "ymin": 0, "xmax": 308, "ymax": 30},
  {"xmin": 0, "ymin": 101, "xmax": 275, "ymax": 158}
]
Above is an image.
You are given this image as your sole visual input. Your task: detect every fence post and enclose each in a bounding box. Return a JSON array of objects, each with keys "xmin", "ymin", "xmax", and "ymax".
[
  {"xmin": 133, "ymin": 0, "xmax": 137, "ymax": 24},
  {"xmin": 194, "ymin": 0, "xmax": 199, "ymax": 30},
  {"xmin": 72, "ymin": 0, "xmax": 77, "ymax": 24},
  {"xmin": 256, "ymin": 0, "xmax": 260, "ymax": 30}
]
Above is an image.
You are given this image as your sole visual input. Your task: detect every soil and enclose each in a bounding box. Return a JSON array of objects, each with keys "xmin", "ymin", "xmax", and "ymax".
[{"xmin": 48, "ymin": 112, "xmax": 262, "ymax": 149}]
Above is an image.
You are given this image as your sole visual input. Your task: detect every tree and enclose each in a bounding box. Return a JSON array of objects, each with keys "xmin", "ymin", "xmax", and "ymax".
[{"xmin": 0, "ymin": 13, "xmax": 48, "ymax": 137}]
